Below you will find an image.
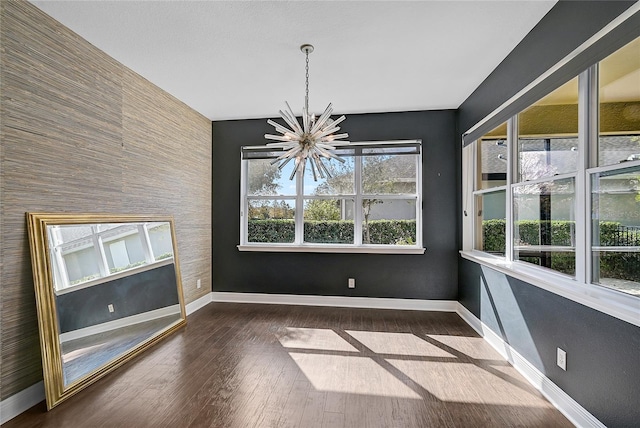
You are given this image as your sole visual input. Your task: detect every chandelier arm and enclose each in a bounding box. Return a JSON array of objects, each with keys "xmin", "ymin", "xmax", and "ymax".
[
  {"xmin": 313, "ymin": 154, "xmax": 326, "ymax": 179},
  {"xmin": 265, "ymin": 134, "xmax": 293, "ymax": 142},
  {"xmin": 284, "ymin": 102, "xmax": 304, "ymax": 134},
  {"xmin": 279, "ymin": 108, "xmax": 303, "ymax": 135},
  {"xmin": 270, "ymin": 146, "xmax": 302, "ymax": 165},
  {"xmin": 312, "ymin": 125, "xmax": 342, "ymax": 140},
  {"xmin": 289, "ymin": 157, "xmax": 301, "ymax": 180},
  {"xmin": 322, "ymin": 133, "xmax": 349, "ymax": 142},
  {"xmin": 318, "ymin": 158, "xmax": 333, "ymax": 178},
  {"xmin": 330, "ymin": 115, "xmax": 346, "ymax": 126},
  {"xmin": 310, "ymin": 103, "xmax": 334, "ymax": 135},
  {"xmin": 309, "ymin": 156, "xmax": 318, "ymax": 181},
  {"xmin": 276, "ymin": 156, "xmax": 294, "ymax": 171},
  {"xmin": 267, "ymin": 119, "xmax": 294, "ymax": 136},
  {"xmin": 315, "ymin": 146, "xmax": 347, "ymax": 163}
]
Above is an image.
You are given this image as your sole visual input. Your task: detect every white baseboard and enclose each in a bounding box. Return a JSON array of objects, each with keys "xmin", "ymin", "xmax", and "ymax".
[
  {"xmin": 211, "ymin": 291, "xmax": 458, "ymax": 312},
  {"xmin": 456, "ymin": 303, "xmax": 604, "ymax": 428},
  {"xmin": 186, "ymin": 292, "xmax": 213, "ymax": 315},
  {"xmin": 0, "ymin": 381, "xmax": 44, "ymax": 425}
]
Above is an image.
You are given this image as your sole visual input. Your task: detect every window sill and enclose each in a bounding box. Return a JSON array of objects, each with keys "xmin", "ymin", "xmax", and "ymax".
[
  {"xmin": 238, "ymin": 244, "xmax": 426, "ymax": 255},
  {"xmin": 460, "ymin": 250, "xmax": 640, "ymax": 328}
]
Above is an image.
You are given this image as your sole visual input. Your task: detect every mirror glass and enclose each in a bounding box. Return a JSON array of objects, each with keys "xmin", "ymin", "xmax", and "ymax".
[{"xmin": 27, "ymin": 213, "xmax": 186, "ymax": 409}]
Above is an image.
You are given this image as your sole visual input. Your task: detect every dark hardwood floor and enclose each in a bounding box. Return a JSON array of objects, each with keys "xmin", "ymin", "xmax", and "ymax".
[{"xmin": 3, "ymin": 303, "xmax": 572, "ymax": 427}]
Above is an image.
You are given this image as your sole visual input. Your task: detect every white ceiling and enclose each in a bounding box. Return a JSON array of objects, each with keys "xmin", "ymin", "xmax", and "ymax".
[{"xmin": 31, "ymin": 1, "xmax": 557, "ymax": 121}]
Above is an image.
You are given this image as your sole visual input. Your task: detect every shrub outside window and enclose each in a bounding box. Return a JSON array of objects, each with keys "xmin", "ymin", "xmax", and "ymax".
[{"xmin": 240, "ymin": 140, "xmax": 423, "ymax": 253}]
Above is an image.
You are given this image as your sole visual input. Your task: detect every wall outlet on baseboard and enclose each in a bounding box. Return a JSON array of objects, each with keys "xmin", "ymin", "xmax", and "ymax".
[
  {"xmin": 108, "ymin": 304, "xmax": 114, "ymax": 313},
  {"xmin": 197, "ymin": 279, "xmax": 201, "ymax": 289},
  {"xmin": 557, "ymin": 348, "xmax": 567, "ymax": 371},
  {"xmin": 348, "ymin": 278, "xmax": 355, "ymax": 289}
]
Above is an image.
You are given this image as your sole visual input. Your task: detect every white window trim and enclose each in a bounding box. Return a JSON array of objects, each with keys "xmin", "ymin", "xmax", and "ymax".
[
  {"xmin": 240, "ymin": 140, "xmax": 425, "ymax": 254},
  {"xmin": 459, "ymin": 250, "xmax": 639, "ymax": 327},
  {"xmin": 462, "ymin": 62, "xmax": 640, "ymax": 327}
]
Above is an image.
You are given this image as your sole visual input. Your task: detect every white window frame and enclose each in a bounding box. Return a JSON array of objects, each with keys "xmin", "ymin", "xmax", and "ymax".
[
  {"xmin": 461, "ymin": 63, "xmax": 640, "ymax": 328},
  {"xmin": 239, "ymin": 140, "xmax": 425, "ymax": 254}
]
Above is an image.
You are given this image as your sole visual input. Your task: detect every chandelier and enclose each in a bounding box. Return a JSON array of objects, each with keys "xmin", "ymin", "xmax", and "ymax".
[{"xmin": 265, "ymin": 44, "xmax": 349, "ymax": 181}]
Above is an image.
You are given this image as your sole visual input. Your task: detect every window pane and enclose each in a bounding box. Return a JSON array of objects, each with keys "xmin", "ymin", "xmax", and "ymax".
[
  {"xmin": 362, "ymin": 199, "xmax": 416, "ymax": 245},
  {"xmin": 148, "ymin": 223, "xmax": 174, "ymax": 260},
  {"xmin": 62, "ymin": 248, "xmax": 101, "ymax": 285},
  {"xmin": 513, "ymin": 178, "xmax": 576, "ymax": 276},
  {"xmin": 477, "ymin": 122, "xmax": 507, "ymax": 190},
  {"xmin": 518, "ymin": 77, "xmax": 579, "ymax": 182},
  {"xmin": 304, "ymin": 157, "xmax": 354, "ymax": 195},
  {"xmin": 304, "ymin": 198, "xmax": 354, "ymax": 244},
  {"xmin": 247, "ymin": 200, "xmax": 295, "ymax": 243},
  {"xmin": 598, "ymin": 37, "xmax": 640, "ymax": 167},
  {"xmin": 362, "ymin": 155, "xmax": 417, "ymax": 194},
  {"xmin": 104, "ymin": 235, "xmax": 146, "ymax": 273},
  {"xmin": 247, "ymin": 158, "xmax": 295, "ymax": 196},
  {"xmin": 517, "ymin": 138, "xmax": 579, "ymax": 181},
  {"xmin": 475, "ymin": 190, "xmax": 506, "ymax": 255},
  {"xmin": 591, "ymin": 165, "xmax": 640, "ymax": 296}
]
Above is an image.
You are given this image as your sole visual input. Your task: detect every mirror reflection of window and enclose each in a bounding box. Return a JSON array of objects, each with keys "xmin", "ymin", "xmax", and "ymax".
[{"xmin": 49, "ymin": 222, "xmax": 174, "ymax": 292}]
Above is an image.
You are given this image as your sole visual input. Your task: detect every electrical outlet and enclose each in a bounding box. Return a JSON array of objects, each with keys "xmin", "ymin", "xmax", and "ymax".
[
  {"xmin": 197, "ymin": 279, "xmax": 201, "ymax": 289},
  {"xmin": 557, "ymin": 348, "xmax": 567, "ymax": 371},
  {"xmin": 108, "ymin": 304, "xmax": 114, "ymax": 313},
  {"xmin": 348, "ymin": 278, "xmax": 355, "ymax": 289}
]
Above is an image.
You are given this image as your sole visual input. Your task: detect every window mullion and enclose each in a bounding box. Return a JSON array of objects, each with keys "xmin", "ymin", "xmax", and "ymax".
[
  {"xmin": 295, "ymin": 166, "xmax": 304, "ymax": 244},
  {"xmin": 506, "ymin": 116, "xmax": 516, "ymax": 261},
  {"xmin": 240, "ymin": 159, "xmax": 247, "ymax": 245},
  {"xmin": 582, "ymin": 65, "xmax": 599, "ymax": 284},
  {"xmin": 354, "ymin": 149, "xmax": 363, "ymax": 245},
  {"xmin": 575, "ymin": 67, "xmax": 596, "ymax": 284}
]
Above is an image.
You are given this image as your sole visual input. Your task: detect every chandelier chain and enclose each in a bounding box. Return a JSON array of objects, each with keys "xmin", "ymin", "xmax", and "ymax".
[{"xmin": 305, "ymin": 50, "xmax": 309, "ymax": 115}]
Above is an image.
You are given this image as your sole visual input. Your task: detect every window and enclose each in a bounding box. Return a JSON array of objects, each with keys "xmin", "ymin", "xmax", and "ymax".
[
  {"xmin": 514, "ymin": 77, "xmax": 579, "ymax": 276},
  {"xmin": 590, "ymin": 37, "xmax": 640, "ymax": 295},
  {"xmin": 240, "ymin": 140, "xmax": 424, "ymax": 253},
  {"xmin": 463, "ymin": 36, "xmax": 640, "ymax": 319},
  {"xmin": 473, "ymin": 123, "xmax": 508, "ymax": 255}
]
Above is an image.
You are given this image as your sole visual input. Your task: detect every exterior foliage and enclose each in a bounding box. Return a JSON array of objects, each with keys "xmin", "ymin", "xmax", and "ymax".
[
  {"xmin": 482, "ymin": 220, "xmax": 639, "ymax": 280},
  {"xmin": 248, "ymin": 219, "xmax": 416, "ymax": 245}
]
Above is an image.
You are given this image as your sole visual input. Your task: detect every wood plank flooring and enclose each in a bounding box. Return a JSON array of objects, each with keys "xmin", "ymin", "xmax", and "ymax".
[{"xmin": 2, "ymin": 303, "xmax": 572, "ymax": 427}]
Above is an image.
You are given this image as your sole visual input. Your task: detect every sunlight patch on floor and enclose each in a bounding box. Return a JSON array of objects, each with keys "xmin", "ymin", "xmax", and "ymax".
[
  {"xmin": 276, "ymin": 327, "xmax": 359, "ymax": 352},
  {"xmin": 346, "ymin": 330, "xmax": 455, "ymax": 358},
  {"xmin": 427, "ymin": 334, "xmax": 502, "ymax": 360},
  {"xmin": 387, "ymin": 359, "xmax": 542, "ymax": 406},
  {"xmin": 289, "ymin": 352, "xmax": 421, "ymax": 399}
]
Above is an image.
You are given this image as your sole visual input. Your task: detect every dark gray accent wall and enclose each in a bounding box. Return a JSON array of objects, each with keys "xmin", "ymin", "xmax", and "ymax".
[
  {"xmin": 56, "ymin": 263, "xmax": 179, "ymax": 333},
  {"xmin": 213, "ymin": 110, "xmax": 458, "ymax": 299},
  {"xmin": 457, "ymin": 2, "xmax": 640, "ymax": 426},
  {"xmin": 459, "ymin": 259, "xmax": 640, "ymax": 427}
]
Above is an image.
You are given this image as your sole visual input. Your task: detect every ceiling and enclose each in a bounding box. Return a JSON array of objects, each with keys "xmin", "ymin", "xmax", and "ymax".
[{"xmin": 31, "ymin": 1, "xmax": 557, "ymax": 121}]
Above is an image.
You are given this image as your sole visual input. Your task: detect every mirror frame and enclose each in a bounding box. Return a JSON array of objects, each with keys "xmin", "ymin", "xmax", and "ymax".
[{"xmin": 26, "ymin": 212, "xmax": 187, "ymax": 409}]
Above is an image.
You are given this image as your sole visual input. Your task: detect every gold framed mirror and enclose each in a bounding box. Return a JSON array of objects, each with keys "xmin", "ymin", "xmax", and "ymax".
[{"xmin": 26, "ymin": 213, "xmax": 187, "ymax": 409}]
